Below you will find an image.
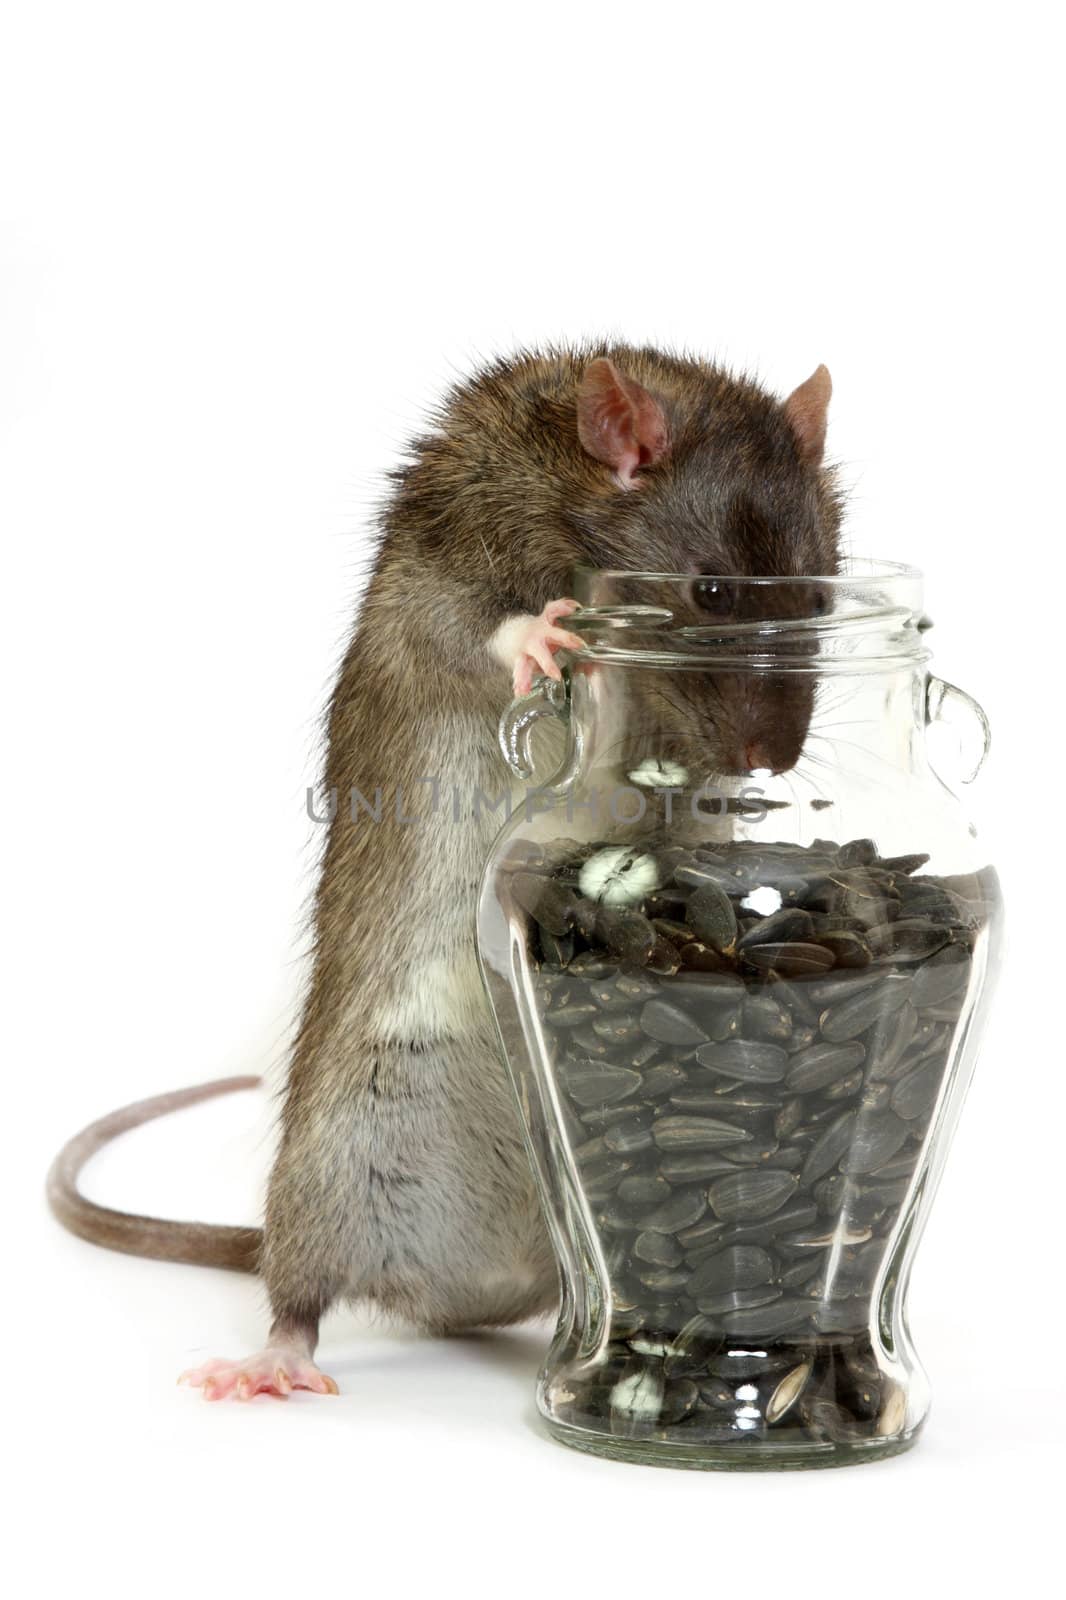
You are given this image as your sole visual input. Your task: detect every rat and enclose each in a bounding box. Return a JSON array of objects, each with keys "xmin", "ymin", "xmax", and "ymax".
[{"xmin": 47, "ymin": 344, "xmax": 843, "ymax": 1399}]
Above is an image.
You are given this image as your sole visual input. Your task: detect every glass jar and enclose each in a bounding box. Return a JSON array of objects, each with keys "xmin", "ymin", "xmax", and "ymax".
[{"xmin": 476, "ymin": 560, "xmax": 1001, "ymax": 1470}]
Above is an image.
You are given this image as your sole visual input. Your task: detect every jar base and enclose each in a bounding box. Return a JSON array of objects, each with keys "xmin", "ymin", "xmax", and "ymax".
[{"xmin": 543, "ymin": 1416, "xmax": 921, "ymax": 1472}]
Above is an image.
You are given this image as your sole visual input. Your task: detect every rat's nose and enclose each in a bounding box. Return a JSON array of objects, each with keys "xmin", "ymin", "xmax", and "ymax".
[
  {"xmin": 741, "ymin": 733, "xmax": 805, "ymax": 776},
  {"xmin": 744, "ymin": 741, "xmax": 777, "ymax": 774}
]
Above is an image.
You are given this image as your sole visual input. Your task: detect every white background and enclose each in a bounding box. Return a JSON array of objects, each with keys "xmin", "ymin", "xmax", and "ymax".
[{"xmin": 2, "ymin": 3, "xmax": 1062, "ymax": 1596}]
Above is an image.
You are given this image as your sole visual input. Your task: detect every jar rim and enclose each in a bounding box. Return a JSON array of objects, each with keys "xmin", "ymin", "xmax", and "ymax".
[
  {"xmin": 572, "ymin": 557, "xmax": 922, "ymax": 586},
  {"xmin": 566, "ymin": 558, "xmax": 929, "ymax": 673}
]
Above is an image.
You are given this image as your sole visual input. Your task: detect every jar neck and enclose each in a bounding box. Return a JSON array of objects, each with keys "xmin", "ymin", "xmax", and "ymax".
[{"xmin": 563, "ymin": 658, "xmax": 932, "ymax": 798}]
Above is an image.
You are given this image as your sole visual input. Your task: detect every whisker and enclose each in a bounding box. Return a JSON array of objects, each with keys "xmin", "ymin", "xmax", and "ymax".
[{"xmin": 806, "ymin": 731, "xmax": 903, "ymax": 777}]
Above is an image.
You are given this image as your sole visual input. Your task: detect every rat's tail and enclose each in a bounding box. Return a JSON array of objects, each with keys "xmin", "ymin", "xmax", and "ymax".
[{"xmin": 46, "ymin": 1077, "xmax": 263, "ymax": 1273}]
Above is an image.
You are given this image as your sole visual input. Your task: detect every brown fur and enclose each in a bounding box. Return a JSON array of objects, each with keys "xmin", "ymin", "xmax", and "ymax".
[{"xmin": 48, "ymin": 343, "xmax": 844, "ymax": 1355}]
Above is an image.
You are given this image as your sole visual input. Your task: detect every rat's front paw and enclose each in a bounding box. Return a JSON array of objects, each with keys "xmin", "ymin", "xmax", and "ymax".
[
  {"xmin": 505, "ymin": 598, "xmax": 586, "ymax": 697},
  {"xmin": 178, "ymin": 1348, "xmax": 339, "ymax": 1402}
]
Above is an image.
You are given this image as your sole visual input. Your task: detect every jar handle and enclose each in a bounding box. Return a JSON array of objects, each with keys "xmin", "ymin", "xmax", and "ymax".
[
  {"xmin": 499, "ymin": 675, "xmax": 570, "ymax": 781},
  {"xmin": 925, "ymin": 674, "xmax": 992, "ymax": 783}
]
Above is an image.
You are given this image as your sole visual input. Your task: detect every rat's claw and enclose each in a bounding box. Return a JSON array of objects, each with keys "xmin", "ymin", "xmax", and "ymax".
[
  {"xmin": 180, "ymin": 1358, "xmax": 242, "ymax": 1402},
  {"xmin": 544, "ymin": 626, "xmax": 587, "ymax": 654},
  {"xmin": 179, "ymin": 1349, "xmax": 339, "ymax": 1402}
]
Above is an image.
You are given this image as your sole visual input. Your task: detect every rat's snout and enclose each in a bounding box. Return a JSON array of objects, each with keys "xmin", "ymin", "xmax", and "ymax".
[
  {"xmin": 716, "ymin": 674, "xmax": 815, "ymax": 777},
  {"xmin": 741, "ymin": 727, "xmax": 806, "ymax": 777},
  {"xmin": 744, "ymin": 739, "xmax": 780, "ymax": 775}
]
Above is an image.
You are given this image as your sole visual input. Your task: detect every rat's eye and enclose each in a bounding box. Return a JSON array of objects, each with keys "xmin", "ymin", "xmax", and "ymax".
[{"xmin": 692, "ymin": 576, "xmax": 734, "ymax": 616}]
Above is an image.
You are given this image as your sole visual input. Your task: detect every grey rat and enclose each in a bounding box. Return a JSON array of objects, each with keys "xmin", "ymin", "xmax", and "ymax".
[{"xmin": 48, "ymin": 344, "xmax": 842, "ymax": 1398}]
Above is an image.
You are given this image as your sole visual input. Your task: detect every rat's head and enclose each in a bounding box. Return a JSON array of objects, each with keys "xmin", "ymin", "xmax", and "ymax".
[{"xmin": 573, "ymin": 353, "xmax": 843, "ymax": 777}]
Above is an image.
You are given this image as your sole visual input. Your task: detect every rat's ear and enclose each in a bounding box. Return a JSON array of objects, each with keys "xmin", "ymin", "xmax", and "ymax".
[
  {"xmin": 577, "ymin": 357, "xmax": 670, "ymax": 487},
  {"xmin": 784, "ymin": 365, "xmax": 832, "ymax": 463}
]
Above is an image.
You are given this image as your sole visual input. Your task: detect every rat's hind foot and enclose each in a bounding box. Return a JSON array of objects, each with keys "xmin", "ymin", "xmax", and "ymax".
[
  {"xmin": 178, "ymin": 1349, "xmax": 339, "ymax": 1402},
  {"xmin": 504, "ymin": 598, "xmax": 586, "ymax": 697}
]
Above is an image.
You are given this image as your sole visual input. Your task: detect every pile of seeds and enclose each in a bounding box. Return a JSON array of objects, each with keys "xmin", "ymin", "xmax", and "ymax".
[{"xmin": 509, "ymin": 835, "xmax": 991, "ymax": 1450}]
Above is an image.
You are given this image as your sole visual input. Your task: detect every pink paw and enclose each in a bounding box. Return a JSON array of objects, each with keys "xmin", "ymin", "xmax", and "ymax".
[
  {"xmin": 512, "ymin": 598, "xmax": 585, "ymax": 696},
  {"xmin": 178, "ymin": 1349, "xmax": 339, "ymax": 1402}
]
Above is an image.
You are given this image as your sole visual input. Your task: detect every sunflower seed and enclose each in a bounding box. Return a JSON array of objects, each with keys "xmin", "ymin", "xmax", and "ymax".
[
  {"xmin": 561, "ymin": 1063, "xmax": 643, "ymax": 1107},
  {"xmin": 766, "ymin": 1361, "xmax": 813, "ymax": 1424},
  {"xmin": 819, "ymin": 976, "xmax": 912, "ymax": 1041},
  {"xmin": 744, "ymin": 941, "xmax": 836, "ymax": 977},
  {"xmin": 891, "ymin": 1060, "xmax": 943, "ymax": 1121},
  {"xmin": 685, "ymin": 884, "xmax": 739, "ymax": 952},
  {"xmin": 707, "ymin": 1169, "xmax": 800, "ymax": 1221},
  {"xmin": 786, "ymin": 1041, "xmax": 866, "ymax": 1093},
  {"xmin": 688, "ymin": 1244, "xmax": 775, "ymax": 1296},
  {"xmin": 838, "ymin": 1113, "xmax": 910, "ymax": 1175},
  {"xmin": 642, "ymin": 1188, "xmax": 708, "ymax": 1233},
  {"xmin": 653, "ymin": 1115, "xmax": 753, "ymax": 1151},
  {"xmin": 639, "ymin": 999, "xmax": 710, "ymax": 1047},
  {"xmin": 696, "ymin": 1039, "xmax": 790, "ymax": 1083}
]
